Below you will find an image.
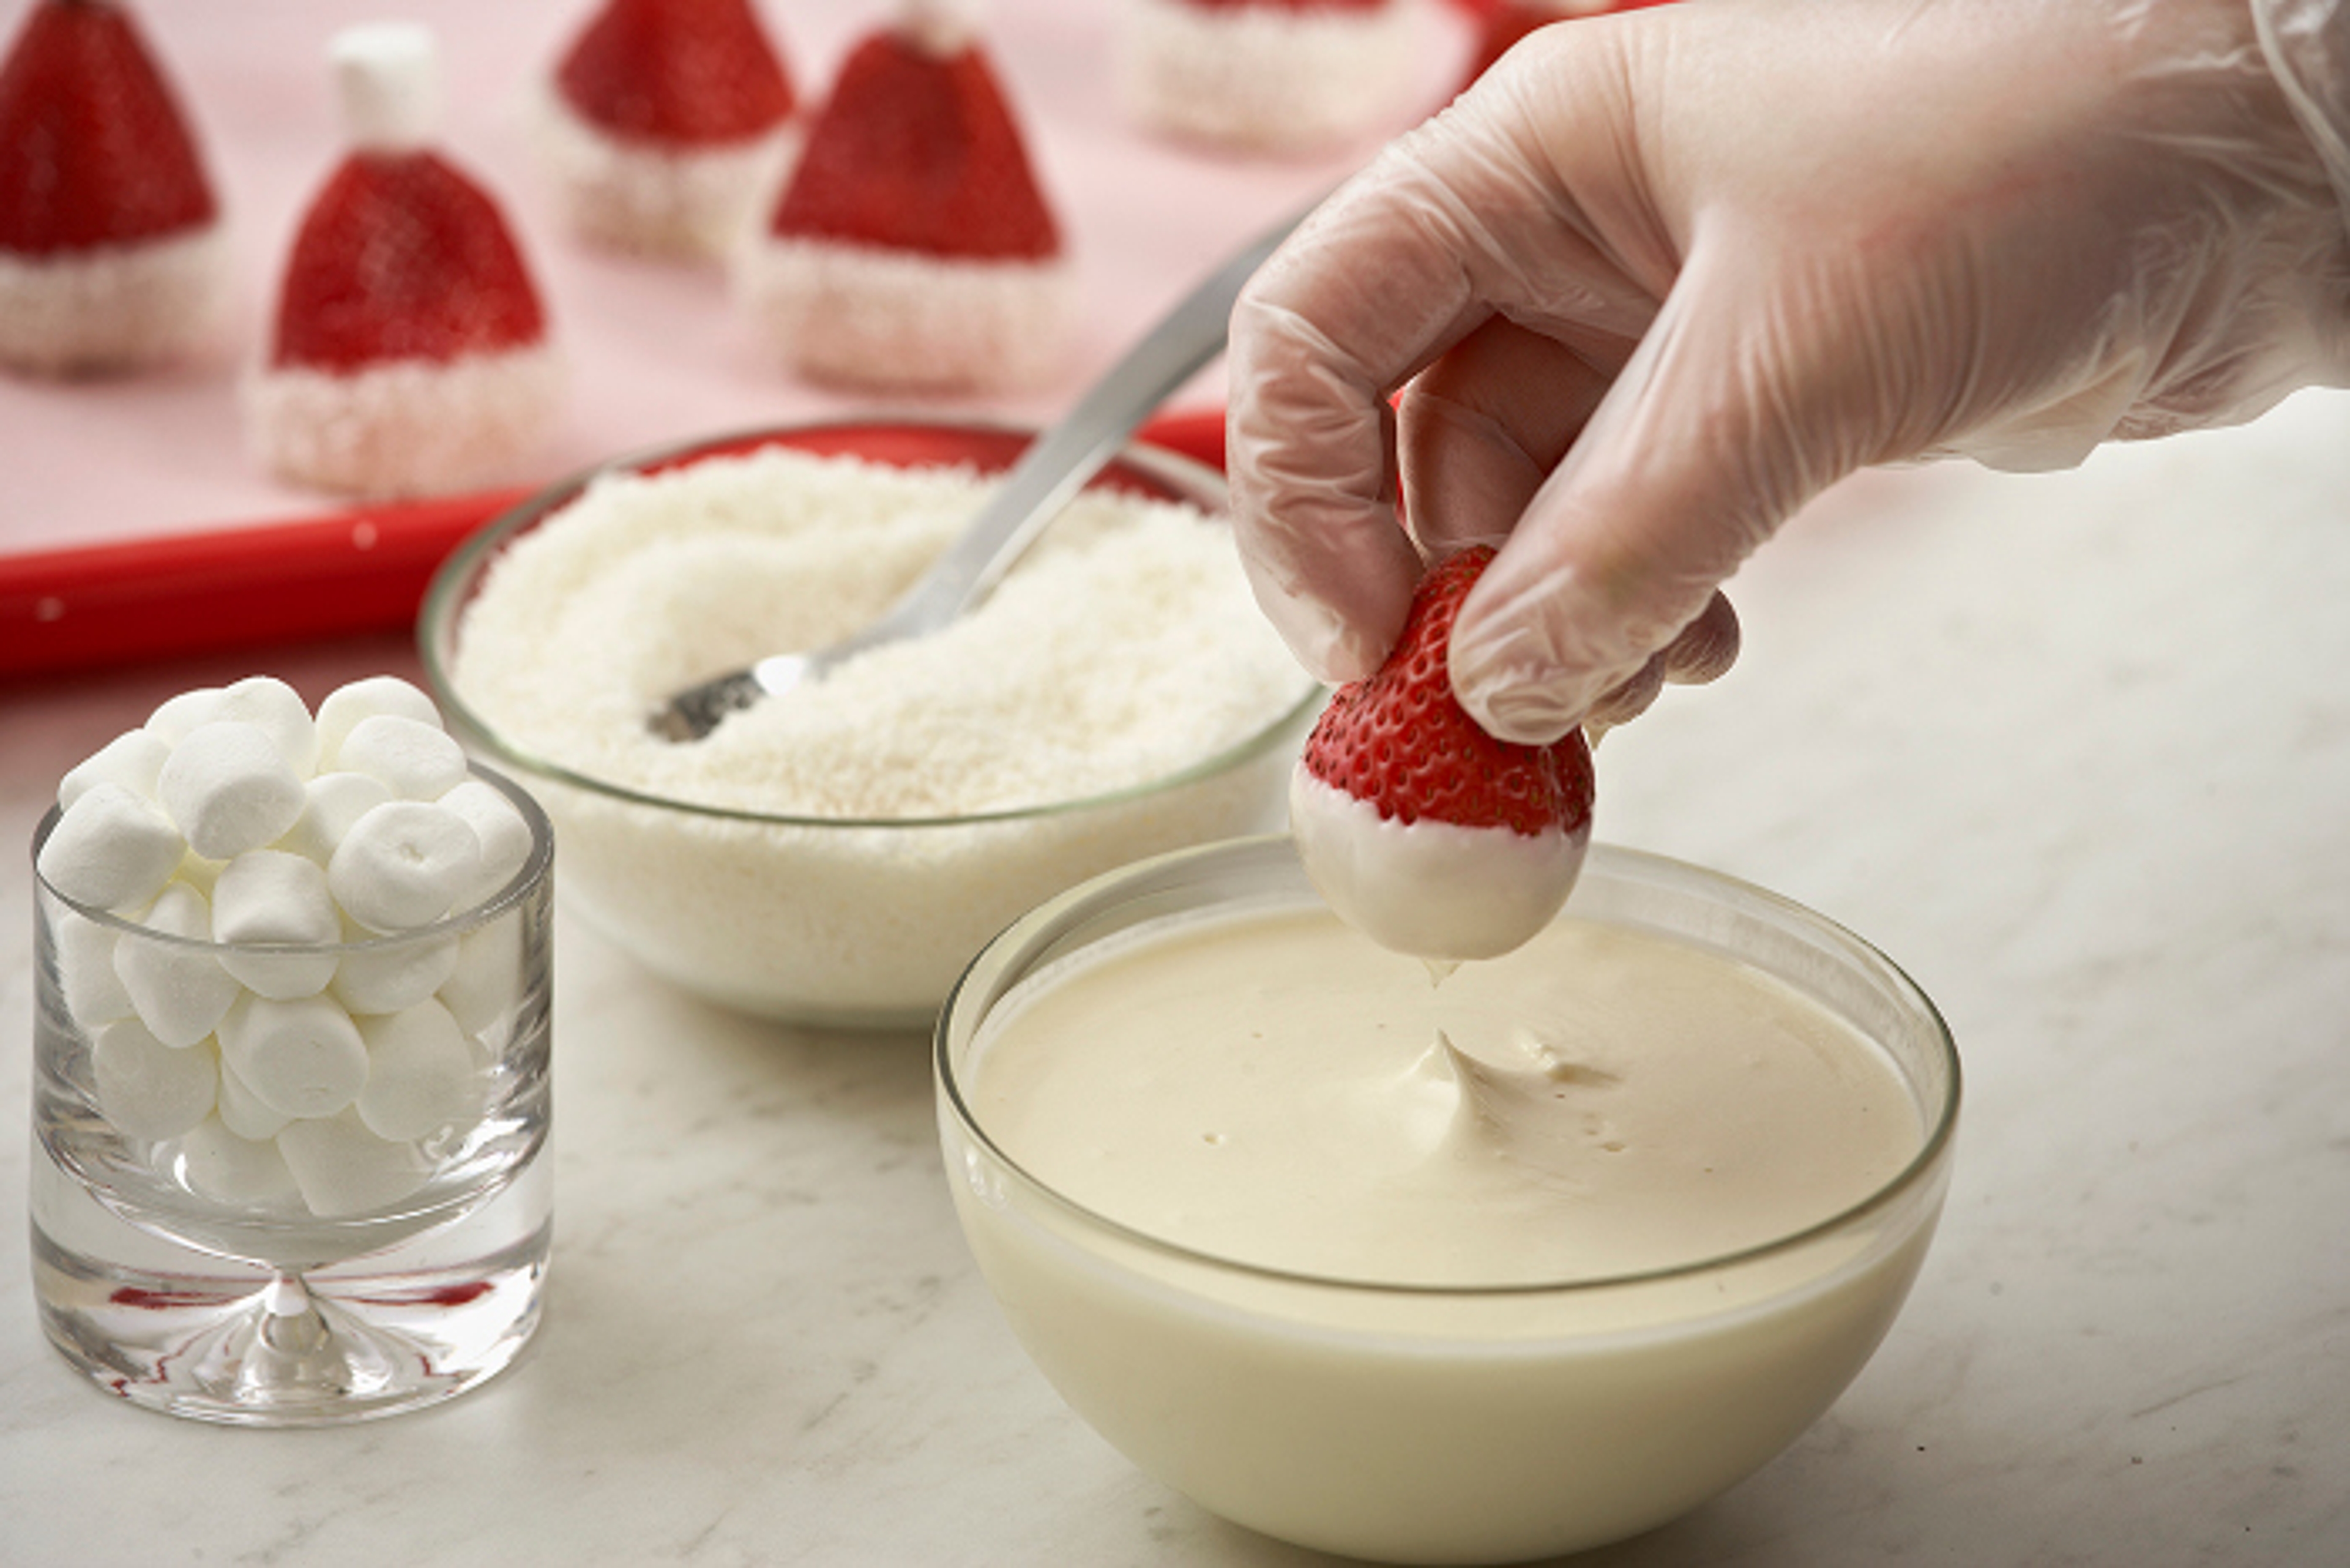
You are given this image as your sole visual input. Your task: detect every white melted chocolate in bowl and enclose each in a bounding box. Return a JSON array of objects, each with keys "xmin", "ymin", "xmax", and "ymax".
[{"xmin": 937, "ymin": 837, "xmax": 1960, "ymax": 1565}]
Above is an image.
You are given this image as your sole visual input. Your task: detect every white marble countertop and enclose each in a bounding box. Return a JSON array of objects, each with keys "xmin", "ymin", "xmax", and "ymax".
[
  {"xmin": 4, "ymin": 386, "xmax": 2346, "ymax": 1566},
  {"xmin": 11, "ymin": 2, "xmax": 2336, "ymax": 1561}
]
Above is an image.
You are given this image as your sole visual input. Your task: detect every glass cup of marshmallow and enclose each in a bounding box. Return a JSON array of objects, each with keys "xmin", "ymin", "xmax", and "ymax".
[{"xmin": 29, "ymin": 674, "xmax": 553, "ymax": 1424}]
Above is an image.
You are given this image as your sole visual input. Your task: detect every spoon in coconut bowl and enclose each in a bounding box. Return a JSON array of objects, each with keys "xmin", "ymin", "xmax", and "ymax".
[{"xmin": 647, "ymin": 205, "xmax": 1308, "ymax": 744}]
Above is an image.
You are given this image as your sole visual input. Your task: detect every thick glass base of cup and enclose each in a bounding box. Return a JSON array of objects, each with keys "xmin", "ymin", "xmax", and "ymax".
[{"xmin": 29, "ymin": 1147, "xmax": 550, "ymax": 1427}]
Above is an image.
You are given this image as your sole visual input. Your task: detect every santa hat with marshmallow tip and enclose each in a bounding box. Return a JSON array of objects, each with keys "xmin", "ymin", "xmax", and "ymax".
[
  {"xmin": 1115, "ymin": 0, "xmax": 1422, "ymax": 155},
  {"xmin": 534, "ymin": 0, "xmax": 799, "ymax": 261},
  {"xmin": 734, "ymin": 0, "xmax": 1070, "ymax": 394},
  {"xmin": 245, "ymin": 24, "xmax": 563, "ymax": 499},
  {"xmin": 0, "ymin": 0, "xmax": 224, "ymax": 375}
]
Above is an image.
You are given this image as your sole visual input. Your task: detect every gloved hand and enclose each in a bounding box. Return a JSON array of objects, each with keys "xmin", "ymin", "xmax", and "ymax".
[{"xmin": 1227, "ymin": 0, "xmax": 2350, "ymax": 743}]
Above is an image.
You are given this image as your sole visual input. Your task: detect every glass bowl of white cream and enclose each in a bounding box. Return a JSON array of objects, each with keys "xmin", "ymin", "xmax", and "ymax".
[
  {"xmin": 419, "ymin": 421, "xmax": 1316, "ymax": 1029},
  {"xmin": 937, "ymin": 835, "xmax": 1960, "ymax": 1564}
]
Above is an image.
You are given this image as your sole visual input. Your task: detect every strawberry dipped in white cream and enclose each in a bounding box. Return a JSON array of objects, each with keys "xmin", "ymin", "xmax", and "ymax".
[{"xmin": 1289, "ymin": 545, "xmax": 1595, "ymax": 962}]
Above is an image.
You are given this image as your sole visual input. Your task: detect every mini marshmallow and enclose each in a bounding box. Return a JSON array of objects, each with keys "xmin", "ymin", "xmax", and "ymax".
[
  {"xmin": 276, "ymin": 769, "xmax": 395, "ymax": 864},
  {"xmin": 114, "ymin": 882, "xmax": 241, "ymax": 1047},
  {"xmin": 217, "ymin": 992, "xmax": 370, "ymax": 1119},
  {"xmin": 438, "ymin": 916, "xmax": 523, "ymax": 1041},
  {"xmin": 329, "ymin": 799, "xmax": 481, "ymax": 932},
  {"xmin": 277, "ymin": 1108, "xmax": 431, "ymax": 1218},
  {"xmin": 37, "ymin": 782, "xmax": 185, "ymax": 911},
  {"xmin": 171, "ymin": 846, "xmax": 227, "ymax": 898},
  {"xmin": 215, "ymin": 1055, "xmax": 294, "ymax": 1141},
  {"xmin": 213, "ymin": 675, "xmax": 321, "ymax": 777},
  {"xmin": 159, "ymin": 720, "xmax": 308, "ymax": 860},
  {"xmin": 316, "ymin": 675, "xmax": 442, "ymax": 771},
  {"xmin": 211, "ymin": 849, "xmax": 343, "ymax": 998},
  {"xmin": 902, "ymin": 0, "xmax": 983, "ymax": 52},
  {"xmin": 144, "ymin": 685, "xmax": 225, "ymax": 745},
  {"xmin": 58, "ymin": 728, "xmax": 172, "ymax": 810},
  {"xmin": 332, "ymin": 21, "xmax": 440, "ymax": 153},
  {"xmin": 332, "ymin": 922, "xmax": 459, "ymax": 1015},
  {"xmin": 91, "ymin": 1018, "xmax": 218, "ymax": 1141},
  {"xmin": 335, "ymin": 714, "xmax": 468, "ymax": 800},
  {"xmin": 439, "ymin": 778, "xmax": 534, "ymax": 909},
  {"xmin": 174, "ymin": 1115, "xmax": 305, "ymax": 1209},
  {"xmin": 51, "ymin": 908, "xmax": 134, "ymax": 1024},
  {"xmin": 356, "ymin": 997, "xmax": 484, "ymax": 1141}
]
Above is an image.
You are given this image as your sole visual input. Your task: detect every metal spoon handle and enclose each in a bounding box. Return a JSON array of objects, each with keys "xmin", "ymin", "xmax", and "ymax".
[
  {"xmin": 660, "ymin": 201, "xmax": 1318, "ymax": 739},
  {"xmin": 843, "ymin": 204, "xmax": 1308, "ymax": 651}
]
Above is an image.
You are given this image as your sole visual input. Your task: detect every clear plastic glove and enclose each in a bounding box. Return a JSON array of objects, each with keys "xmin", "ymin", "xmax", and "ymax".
[{"xmin": 1227, "ymin": 0, "xmax": 2350, "ymax": 743}]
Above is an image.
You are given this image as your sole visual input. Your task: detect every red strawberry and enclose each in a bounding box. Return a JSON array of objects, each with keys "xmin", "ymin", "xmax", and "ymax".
[
  {"xmin": 0, "ymin": 0, "xmax": 216, "ymax": 256},
  {"xmin": 1302, "ymin": 546, "xmax": 1594, "ymax": 840},
  {"xmin": 269, "ymin": 151, "xmax": 547, "ymax": 373},
  {"xmin": 766, "ymin": 20, "xmax": 1058, "ymax": 262},
  {"xmin": 553, "ymin": 0, "xmax": 794, "ymax": 148}
]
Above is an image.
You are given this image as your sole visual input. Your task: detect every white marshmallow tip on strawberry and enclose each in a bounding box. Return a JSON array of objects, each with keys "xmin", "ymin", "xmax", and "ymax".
[
  {"xmin": 331, "ymin": 21, "xmax": 439, "ymax": 152},
  {"xmin": 900, "ymin": 0, "xmax": 985, "ymax": 56}
]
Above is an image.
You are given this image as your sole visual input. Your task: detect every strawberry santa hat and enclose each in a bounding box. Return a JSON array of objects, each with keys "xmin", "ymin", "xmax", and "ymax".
[
  {"xmin": 0, "ymin": 0, "xmax": 223, "ymax": 375},
  {"xmin": 534, "ymin": 0, "xmax": 799, "ymax": 261},
  {"xmin": 1115, "ymin": 0, "xmax": 1422, "ymax": 155},
  {"xmin": 245, "ymin": 23, "xmax": 563, "ymax": 498},
  {"xmin": 734, "ymin": 0, "xmax": 1070, "ymax": 394}
]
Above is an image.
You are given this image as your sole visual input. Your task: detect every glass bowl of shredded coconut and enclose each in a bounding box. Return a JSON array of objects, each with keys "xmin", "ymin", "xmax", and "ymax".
[{"xmin": 419, "ymin": 420, "xmax": 1316, "ymax": 1029}]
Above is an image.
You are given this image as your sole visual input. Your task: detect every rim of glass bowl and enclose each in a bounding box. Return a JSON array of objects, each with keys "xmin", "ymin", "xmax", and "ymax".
[
  {"xmin": 936, "ymin": 835, "xmax": 1963, "ymax": 1301},
  {"xmin": 417, "ymin": 417, "xmax": 1322, "ymax": 832},
  {"xmin": 31, "ymin": 761, "xmax": 553, "ymax": 952}
]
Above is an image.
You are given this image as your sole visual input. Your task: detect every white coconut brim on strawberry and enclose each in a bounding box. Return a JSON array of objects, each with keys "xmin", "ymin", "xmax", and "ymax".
[
  {"xmin": 1290, "ymin": 765, "xmax": 1589, "ymax": 962},
  {"xmin": 0, "ymin": 223, "xmax": 225, "ymax": 375},
  {"xmin": 1289, "ymin": 544, "xmax": 1597, "ymax": 964},
  {"xmin": 529, "ymin": 85, "xmax": 800, "ymax": 262},
  {"xmin": 736, "ymin": 235, "xmax": 1072, "ymax": 393},
  {"xmin": 1115, "ymin": 0, "xmax": 1420, "ymax": 154},
  {"xmin": 244, "ymin": 343, "xmax": 564, "ymax": 499}
]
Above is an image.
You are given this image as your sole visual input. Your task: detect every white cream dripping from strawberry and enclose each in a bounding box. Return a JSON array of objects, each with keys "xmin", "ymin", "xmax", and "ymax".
[
  {"xmin": 1286, "ymin": 546, "xmax": 1595, "ymax": 965},
  {"xmin": 1289, "ymin": 764, "xmax": 1589, "ymax": 963}
]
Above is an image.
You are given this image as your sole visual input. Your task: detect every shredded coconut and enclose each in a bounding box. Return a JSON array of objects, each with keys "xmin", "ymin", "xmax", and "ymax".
[
  {"xmin": 734, "ymin": 237, "xmax": 1073, "ymax": 392},
  {"xmin": 444, "ymin": 445, "xmax": 1312, "ymax": 1022},
  {"xmin": 529, "ymin": 86, "xmax": 799, "ymax": 261},
  {"xmin": 0, "ymin": 225, "xmax": 226, "ymax": 375},
  {"xmin": 244, "ymin": 342, "xmax": 565, "ymax": 499},
  {"xmin": 1116, "ymin": 0, "xmax": 1423, "ymax": 154}
]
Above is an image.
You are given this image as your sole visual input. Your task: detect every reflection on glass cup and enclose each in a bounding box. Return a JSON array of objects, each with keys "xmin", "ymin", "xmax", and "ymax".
[{"xmin": 29, "ymin": 764, "xmax": 554, "ymax": 1425}]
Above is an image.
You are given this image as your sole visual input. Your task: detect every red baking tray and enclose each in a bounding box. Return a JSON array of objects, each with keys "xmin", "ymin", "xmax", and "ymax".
[{"xmin": 0, "ymin": 407, "xmax": 1231, "ymax": 682}]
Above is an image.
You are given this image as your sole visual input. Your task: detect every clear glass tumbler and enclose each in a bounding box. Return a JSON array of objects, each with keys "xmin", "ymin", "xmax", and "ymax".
[{"xmin": 29, "ymin": 764, "xmax": 554, "ymax": 1425}]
